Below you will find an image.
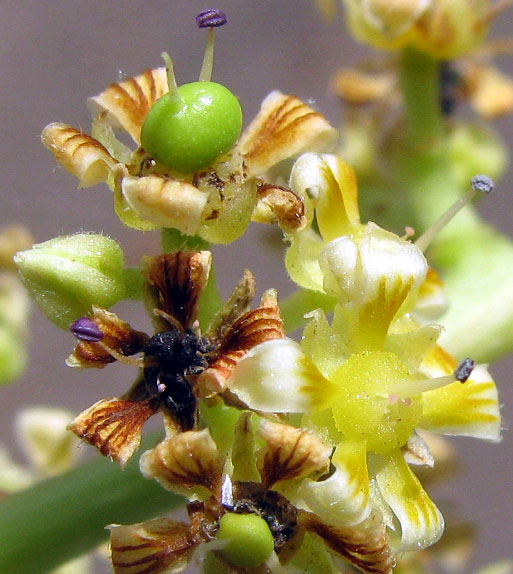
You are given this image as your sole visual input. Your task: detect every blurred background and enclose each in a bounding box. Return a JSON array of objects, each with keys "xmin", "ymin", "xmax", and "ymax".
[{"xmin": 1, "ymin": 1, "xmax": 512, "ymax": 571}]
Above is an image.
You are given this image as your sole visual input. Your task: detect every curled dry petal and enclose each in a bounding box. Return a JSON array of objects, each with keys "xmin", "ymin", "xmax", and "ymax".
[
  {"xmin": 69, "ymin": 398, "xmax": 157, "ymax": 467},
  {"xmin": 257, "ymin": 420, "xmax": 331, "ymax": 488},
  {"xmin": 332, "ymin": 68, "xmax": 394, "ymax": 104},
  {"xmin": 67, "ymin": 307, "xmax": 149, "ymax": 369},
  {"xmin": 298, "ymin": 512, "xmax": 394, "ymax": 574},
  {"xmin": 87, "ymin": 68, "xmax": 168, "ymax": 144},
  {"xmin": 118, "ymin": 171, "xmax": 210, "ymax": 235},
  {"xmin": 142, "ymin": 252, "xmax": 212, "ymax": 331},
  {"xmin": 140, "ymin": 430, "xmax": 224, "ymax": 499},
  {"xmin": 196, "ymin": 289, "xmax": 284, "ymax": 398},
  {"xmin": 206, "ymin": 269, "xmax": 256, "ymax": 343},
  {"xmin": 237, "ymin": 91, "xmax": 338, "ymax": 176},
  {"xmin": 252, "ymin": 183, "xmax": 307, "ymax": 233},
  {"xmin": 109, "ymin": 517, "xmax": 200, "ymax": 574},
  {"xmin": 41, "ymin": 123, "xmax": 117, "ymax": 188}
]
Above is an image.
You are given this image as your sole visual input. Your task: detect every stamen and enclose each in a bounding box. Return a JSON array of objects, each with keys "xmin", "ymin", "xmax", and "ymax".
[
  {"xmin": 414, "ymin": 175, "xmax": 495, "ymax": 252},
  {"xmin": 160, "ymin": 52, "xmax": 179, "ymax": 101},
  {"xmin": 196, "ymin": 10, "xmax": 228, "ymax": 82},
  {"xmin": 196, "ymin": 9, "xmax": 228, "ymax": 28},
  {"xmin": 386, "ymin": 362, "xmax": 474, "ymax": 398},
  {"xmin": 97, "ymin": 342, "xmax": 144, "ymax": 368},
  {"xmin": 454, "ymin": 357, "xmax": 476, "ymax": 382},
  {"xmin": 70, "ymin": 317, "xmax": 103, "ymax": 342}
]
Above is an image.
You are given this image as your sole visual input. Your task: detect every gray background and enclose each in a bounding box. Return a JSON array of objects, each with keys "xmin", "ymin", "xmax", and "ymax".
[{"xmin": 1, "ymin": 1, "xmax": 512, "ymax": 571}]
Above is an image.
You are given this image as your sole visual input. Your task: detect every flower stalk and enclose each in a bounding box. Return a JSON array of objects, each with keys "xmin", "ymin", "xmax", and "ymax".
[{"xmin": 0, "ymin": 434, "xmax": 183, "ymax": 574}]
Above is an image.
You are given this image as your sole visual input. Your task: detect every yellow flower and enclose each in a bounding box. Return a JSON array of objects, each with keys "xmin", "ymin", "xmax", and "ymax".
[
  {"xmin": 41, "ymin": 69, "xmax": 337, "ymax": 243},
  {"xmin": 223, "ymin": 155, "xmax": 501, "ymax": 551}
]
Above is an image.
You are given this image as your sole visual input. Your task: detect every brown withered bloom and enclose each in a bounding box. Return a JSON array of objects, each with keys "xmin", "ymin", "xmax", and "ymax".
[
  {"xmin": 67, "ymin": 251, "xmax": 284, "ymax": 467},
  {"xmin": 41, "ymin": 65, "xmax": 338, "ymax": 243},
  {"xmin": 108, "ymin": 413, "xmax": 394, "ymax": 574}
]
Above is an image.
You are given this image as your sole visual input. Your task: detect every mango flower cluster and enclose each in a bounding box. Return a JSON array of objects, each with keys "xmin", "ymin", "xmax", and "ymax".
[
  {"xmin": 15, "ymin": 156, "xmax": 500, "ymax": 574},
  {"xmin": 14, "ymin": 9, "xmax": 503, "ymax": 570}
]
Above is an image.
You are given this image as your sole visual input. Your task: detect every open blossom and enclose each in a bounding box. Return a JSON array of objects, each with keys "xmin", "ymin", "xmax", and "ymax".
[
  {"xmin": 67, "ymin": 250, "xmax": 284, "ymax": 467},
  {"xmin": 221, "ymin": 154, "xmax": 501, "ymax": 551},
  {"xmin": 109, "ymin": 412, "xmax": 394, "ymax": 574},
  {"xmin": 41, "ymin": 66, "xmax": 337, "ymax": 243}
]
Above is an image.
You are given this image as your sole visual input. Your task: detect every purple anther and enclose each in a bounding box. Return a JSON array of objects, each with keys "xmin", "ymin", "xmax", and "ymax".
[
  {"xmin": 196, "ymin": 9, "xmax": 228, "ymax": 28},
  {"xmin": 470, "ymin": 175, "xmax": 495, "ymax": 194},
  {"xmin": 454, "ymin": 357, "xmax": 475, "ymax": 383},
  {"xmin": 70, "ymin": 317, "xmax": 103, "ymax": 342}
]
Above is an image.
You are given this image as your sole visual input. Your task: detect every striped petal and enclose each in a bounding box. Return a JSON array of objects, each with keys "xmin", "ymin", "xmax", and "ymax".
[
  {"xmin": 298, "ymin": 512, "xmax": 393, "ymax": 574},
  {"xmin": 374, "ymin": 450, "xmax": 444, "ymax": 551},
  {"xmin": 140, "ymin": 429, "xmax": 223, "ymax": 500},
  {"xmin": 299, "ymin": 440, "xmax": 372, "ymax": 526},
  {"xmin": 227, "ymin": 339, "xmax": 336, "ymax": 413},
  {"xmin": 87, "ymin": 68, "xmax": 168, "ymax": 144},
  {"xmin": 41, "ymin": 123, "xmax": 117, "ymax": 188},
  {"xmin": 237, "ymin": 91, "xmax": 338, "ymax": 176},
  {"xmin": 419, "ymin": 348, "xmax": 501, "ymax": 441},
  {"xmin": 197, "ymin": 289, "xmax": 284, "ymax": 399},
  {"xmin": 116, "ymin": 171, "xmax": 209, "ymax": 235},
  {"xmin": 109, "ymin": 517, "xmax": 199, "ymax": 574},
  {"xmin": 257, "ymin": 420, "xmax": 331, "ymax": 488},
  {"xmin": 68, "ymin": 398, "xmax": 157, "ymax": 467}
]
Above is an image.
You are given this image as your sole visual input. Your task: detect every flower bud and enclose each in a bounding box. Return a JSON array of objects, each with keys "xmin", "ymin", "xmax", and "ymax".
[
  {"xmin": 14, "ymin": 233, "xmax": 126, "ymax": 329},
  {"xmin": 344, "ymin": 0, "xmax": 492, "ymax": 59}
]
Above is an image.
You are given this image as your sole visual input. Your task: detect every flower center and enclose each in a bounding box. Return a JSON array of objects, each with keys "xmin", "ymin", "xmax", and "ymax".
[{"xmin": 330, "ymin": 351, "xmax": 422, "ymax": 454}]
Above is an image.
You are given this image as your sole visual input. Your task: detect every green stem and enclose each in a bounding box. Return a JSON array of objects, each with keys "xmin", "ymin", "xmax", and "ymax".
[
  {"xmin": 397, "ymin": 47, "xmax": 513, "ymax": 361},
  {"xmin": 0, "ymin": 434, "xmax": 183, "ymax": 574},
  {"xmin": 399, "ymin": 47, "xmax": 443, "ymax": 147}
]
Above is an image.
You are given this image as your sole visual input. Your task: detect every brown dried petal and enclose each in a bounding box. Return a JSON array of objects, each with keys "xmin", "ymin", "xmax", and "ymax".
[
  {"xmin": 119, "ymin": 173, "xmax": 210, "ymax": 236},
  {"xmin": 196, "ymin": 289, "xmax": 284, "ymax": 398},
  {"xmin": 87, "ymin": 68, "xmax": 168, "ymax": 144},
  {"xmin": 142, "ymin": 251, "xmax": 212, "ymax": 331},
  {"xmin": 257, "ymin": 421, "xmax": 331, "ymax": 488},
  {"xmin": 109, "ymin": 517, "xmax": 200, "ymax": 574},
  {"xmin": 252, "ymin": 183, "xmax": 307, "ymax": 233},
  {"xmin": 237, "ymin": 91, "xmax": 338, "ymax": 176},
  {"xmin": 299, "ymin": 512, "xmax": 394, "ymax": 574},
  {"xmin": 41, "ymin": 123, "xmax": 117, "ymax": 188},
  {"xmin": 332, "ymin": 69, "xmax": 394, "ymax": 105},
  {"xmin": 69, "ymin": 398, "xmax": 157, "ymax": 467},
  {"xmin": 140, "ymin": 429, "xmax": 224, "ymax": 498},
  {"xmin": 206, "ymin": 269, "xmax": 256, "ymax": 343},
  {"xmin": 67, "ymin": 307, "xmax": 149, "ymax": 369}
]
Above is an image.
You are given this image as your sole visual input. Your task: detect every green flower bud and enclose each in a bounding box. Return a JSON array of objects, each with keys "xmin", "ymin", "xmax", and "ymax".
[
  {"xmin": 14, "ymin": 233, "xmax": 126, "ymax": 329},
  {"xmin": 217, "ymin": 512, "xmax": 275, "ymax": 568}
]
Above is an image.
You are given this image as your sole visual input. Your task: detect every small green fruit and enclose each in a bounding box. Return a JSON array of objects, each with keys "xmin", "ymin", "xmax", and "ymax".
[
  {"xmin": 217, "ymin": 512, "xmax": 275, "ymax": 568},
  {"xmin": 141, "ymin": 81, "xmax": 242, "ymax": 174}
]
